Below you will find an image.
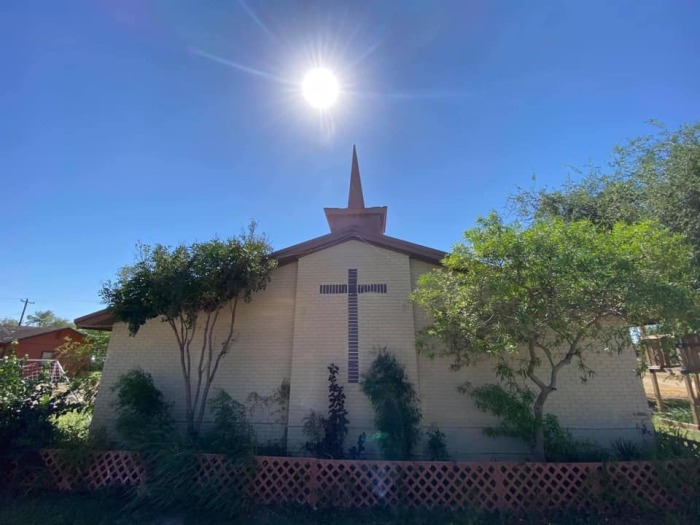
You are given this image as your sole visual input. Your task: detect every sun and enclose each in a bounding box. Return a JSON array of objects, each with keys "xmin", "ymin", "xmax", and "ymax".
[{"xmin": 302, "ymin": 68, "xmax": 339, "ymax": 110}]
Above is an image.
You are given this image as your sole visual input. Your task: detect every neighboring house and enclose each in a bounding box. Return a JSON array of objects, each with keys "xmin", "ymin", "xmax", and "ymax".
[
  {"xmin": 77, "ymin": 149, "xmax": 651, "ymax": 459},
  {"xmin": 0, "ymin": 325, "xmax": 86, "ymax": 361}
]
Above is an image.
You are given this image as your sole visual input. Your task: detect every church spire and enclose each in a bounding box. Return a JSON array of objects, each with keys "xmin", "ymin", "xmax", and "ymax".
[
  {"xmin": 348, "ymin": 145, "xmax": 365, "ymax": 209},
  {"xmin": 324, "ymin": 145, "xmax": 387, "ymax": 235}
]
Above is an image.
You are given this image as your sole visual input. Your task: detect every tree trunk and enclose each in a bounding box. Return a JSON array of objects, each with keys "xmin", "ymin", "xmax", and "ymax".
[{"xmin": 531, "ymin": 390, "xmax": 550, "ymax": 461}]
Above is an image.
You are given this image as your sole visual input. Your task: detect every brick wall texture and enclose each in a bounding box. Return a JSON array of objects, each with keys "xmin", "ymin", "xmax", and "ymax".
[{"xmin": 92, "ymin": 240, "xmax": 652, "ymax": 459}]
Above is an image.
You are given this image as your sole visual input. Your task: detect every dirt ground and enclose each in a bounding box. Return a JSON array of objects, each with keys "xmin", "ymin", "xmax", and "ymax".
[{"xmin": 642, "ymin": 372, "xmax": 691, "ymax": 400}]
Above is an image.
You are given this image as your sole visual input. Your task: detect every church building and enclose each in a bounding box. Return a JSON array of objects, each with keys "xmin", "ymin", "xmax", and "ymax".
[{"xmin": 78, "ymin": 148, "xmax": 651, "ymax": 459}]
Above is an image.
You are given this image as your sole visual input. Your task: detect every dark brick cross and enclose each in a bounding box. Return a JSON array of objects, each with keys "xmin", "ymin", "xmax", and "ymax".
[{"xmin": 320, "ymin": 269, "xmax": 387, "ymax": 383}]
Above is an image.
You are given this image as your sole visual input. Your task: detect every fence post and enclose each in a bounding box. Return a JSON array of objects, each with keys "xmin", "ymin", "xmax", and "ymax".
[
  {"xmin": 308, "ymin": 460, "xmax": 319, "ymax": 509},
  {"xmin": 491, "ymin": 463, "xmax": 506, "ymax": 510}
]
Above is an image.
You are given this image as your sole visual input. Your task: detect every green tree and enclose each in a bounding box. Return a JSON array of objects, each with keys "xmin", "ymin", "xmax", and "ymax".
[
  {"xmin": 0, "ymin": 317, "xmax": 19, "ymax": 328},
  {"xmin": 413, "ymin": 214, "xmax": 699, "ymax": 460},
  {"xmin": 100, "ymin": 225, "xmax": 276, "ymax": 437},
  {"xmin": 26, "ymin": 310, "xmax": 71, "ymax": 328},
  {"xmin": 55, "ymin": 330, "xmax": 110, "ymax": 375},
  {"xmin": 514, "ymin": 122, "xmax": 700, "ymax": 273}
]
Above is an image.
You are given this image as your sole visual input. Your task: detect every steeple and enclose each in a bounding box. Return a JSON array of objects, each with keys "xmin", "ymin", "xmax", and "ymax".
[
  {"xmin": 324, "ymin": 146, "xmax": 388, "ymax": 235},
  {"xmin": 348, "ymin": 145, "xmax": 365, "ymax": 209}
]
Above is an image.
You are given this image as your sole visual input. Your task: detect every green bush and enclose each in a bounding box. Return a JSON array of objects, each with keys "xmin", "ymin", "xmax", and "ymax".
[
  {"xmin": 112, "ymin": 369, "xmax": 254, "ymax": 517},
  {"xmin": 362, "ymin": 350, "xmax": 422, "ymax": 460},
  {"xmin": 111, "ymin": 368, "xmax": 174, "ymax": 449},
  {"xmin": 0, "ymin": 355, "xmax": 79, "ymax": 453},
  {"xmin": 543, "ymin": 418, "xmax": 609, "ymax": 462},
  {"xmin": 654, "ymin": 426, "xmax": 700, "ymax": 460},
  {"xmin": 424, "ymin": 425, "xmax": 450, "ymax": 461},
  {"xmin": 469, "ymin": 382, "xmax": 609, "ymax": 462},
  {"xmin": 201, "ymin": 389, "xmax": 255, "ymax": 459}
]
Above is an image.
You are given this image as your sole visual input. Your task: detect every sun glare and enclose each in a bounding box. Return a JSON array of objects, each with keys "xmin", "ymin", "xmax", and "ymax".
[{"xmin": 302, "ymin": 68, "xmax": 339, "ymax": 110}]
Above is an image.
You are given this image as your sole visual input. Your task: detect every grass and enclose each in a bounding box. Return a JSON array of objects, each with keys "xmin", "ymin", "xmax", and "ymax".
[
  {"xmin": 649, "ymin": 398, "xmax": 694, "ymax": 425},
  {"xmin": 652, "ymin": 414, "xmax": 700, "ymax": 442},
  {"xmin": 0, "ymin": 491, "xmax": 697, "ymax": 525}
]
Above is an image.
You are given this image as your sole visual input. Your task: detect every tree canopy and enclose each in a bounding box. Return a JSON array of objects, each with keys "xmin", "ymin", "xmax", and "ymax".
[
  {"xmin": 413, "ymin": 214, "xmax": 699, "ymax": 459},
  {"xmin": 26, "ymin": 310, "xmax": 72, "ymax": 328},
  {"xmin": 513, "ymin": 122, "xmax": 700, "ymax": 274},
  {"xmin": 100, "ymin": 224, "xmax": 277, "ymax": 436}
]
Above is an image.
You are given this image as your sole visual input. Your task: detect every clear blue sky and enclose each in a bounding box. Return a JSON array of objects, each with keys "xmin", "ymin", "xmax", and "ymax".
[{"xmin": 1, "ymin": 1, "xmax": 698, "ymax": 322}]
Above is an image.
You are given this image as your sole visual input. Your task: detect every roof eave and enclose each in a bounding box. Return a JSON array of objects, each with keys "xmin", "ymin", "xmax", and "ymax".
[{"xmin": 74, "ymin": 308, "xmax": 115, "ymax": 331}]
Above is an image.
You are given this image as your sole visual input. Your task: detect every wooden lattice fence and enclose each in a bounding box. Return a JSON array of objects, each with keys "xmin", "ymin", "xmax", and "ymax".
[{"xmin": 38, "ymin": 450, "xmax": 700, "ymax": 512}]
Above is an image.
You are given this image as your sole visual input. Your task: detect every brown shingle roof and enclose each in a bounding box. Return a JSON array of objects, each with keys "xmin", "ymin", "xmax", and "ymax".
[{"xmin": 0, "ymin": 326, "xmax": 84, "ymax": 344}]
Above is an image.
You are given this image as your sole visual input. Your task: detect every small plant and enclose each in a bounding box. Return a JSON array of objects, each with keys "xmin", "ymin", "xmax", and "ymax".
[
  {"xmin": 362, "ymin": 349, "xmax": 422, "ymax": 460},
  {"xmin": 302, "ymin": 410, "xmax": 328, "ymax": 456},
  {"xmin": 302, "ymin": 364, "xmax": 349, "ymax": 458},
  {"xmin": 611, "ymin": 438, "xmax": 645, "ymax": 461},
  {"xmin": 325, "ymin": 363, "xmax": 349, "ymax": 458},
  {"xmin": 348, "ymin": 432, "xmax": 366, "ymax": 460},
  {"xmin": 424, "ymin": 425, "xmax": 450, "ymax": 461},
  {"xmin": 247, "ymin": 378, "xmax": 290, "ymax": 449}
]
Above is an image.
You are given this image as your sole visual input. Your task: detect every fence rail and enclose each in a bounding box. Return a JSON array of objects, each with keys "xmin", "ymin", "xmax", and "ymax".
[{"xmin": 37, "ymin": 450, "xmax": 700, "ymax": 512}]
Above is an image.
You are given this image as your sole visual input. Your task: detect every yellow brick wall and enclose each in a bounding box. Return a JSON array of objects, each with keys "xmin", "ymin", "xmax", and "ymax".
[
  {"xmin": 91, "ymin": 261, "xmax": 298, "ymax": 443},
  {"xmin": 410, "ymin": 259, "xmax": 652, "ymax": 460},
  {"xmin": 286, "ymin": 240, "xmax": 418, "ymax": 456}
]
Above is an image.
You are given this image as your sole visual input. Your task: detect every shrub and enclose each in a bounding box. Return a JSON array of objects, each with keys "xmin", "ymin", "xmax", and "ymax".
[
  {"xmin": 424, "ymin": 425, "xmax": 450, "ymax": 461},
  {"xmin": 0, "ymin": 355, "xmax": 82, "ymax": 489},
  {"xmin": 467, "ymin": 383, "xmax": 537, "ymax": 442},
  {"xmin": 111, "ymin": 368, "xmax": 174, "ymax": 449},
  {"xmin": 112, "ymin": 369, "xmax": 254, "ymax": 517},
  {"xmin": 362, "ymin": 350, "xmax": 422, "ymax": 460},
  {"xmin": 469, "ymin": 382, "xmax": 609, "ymax": 462},
  {"xmin": 654, "ymin": 426, "xmax": 700, "ymax": 460},
  {"xmin": 0, "ymin": 356, "xmax": 79, "ymax": 453},
  {"xmin": 544, "ymin": 418, "xmax": 609, "ymax": 462},
  {"xmin": 201, "ymin": 390, "xmax": 255, "ymax": 459}
]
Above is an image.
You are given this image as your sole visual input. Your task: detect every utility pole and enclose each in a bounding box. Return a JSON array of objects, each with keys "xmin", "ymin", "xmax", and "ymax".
[{"xmin": 18, "ymin": 298, "xmax": 34, "ymax": 326}]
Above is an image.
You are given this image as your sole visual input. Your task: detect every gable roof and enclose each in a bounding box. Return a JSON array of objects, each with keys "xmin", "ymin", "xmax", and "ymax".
[
  {"xmin": 0, "ymin": 326, "xmax": 85, "ymax": 345},
  {"xmin": 273, "ymin": 229, "xmax": 445, "ymax": 266}
]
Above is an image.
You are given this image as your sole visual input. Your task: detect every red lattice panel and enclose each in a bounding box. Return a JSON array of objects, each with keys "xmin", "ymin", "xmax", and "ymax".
[
  {"xmin": 38, "ymin": 451, "xmax": 700, "ymax": 512},
  {"xmin": 86, "ymin": 451, "xmax": 145, "ymax": 489},
  {"xmin": 599, "ymin": 461, "xmax": 700, "ymax": 511},
  {"xmin": 315, "ymin": 460, "xmax": 403, "ymax": 507},
  {"xmin": 250, "ymin": 457, "xmax": 316, "ymax": 505},
  {"xmin": 41, "ymin": 450, "xmax": 83, "ymax": 490},
  {"xmin": 402, "ymin": 463, "xmax": 500, "ymax": 510},
  {"xmin": 41, "ymin": 450, "xmax": 145, "ymax": 491},
  {"xmin": 499, "ymin": 462, "xmax": 599, "ymax": 511}
]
